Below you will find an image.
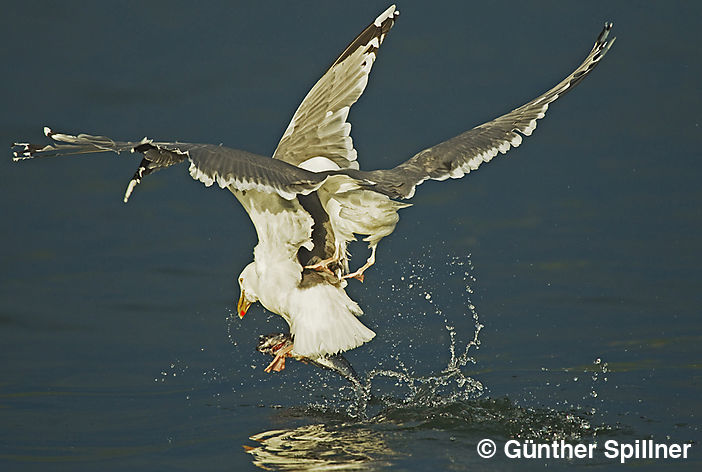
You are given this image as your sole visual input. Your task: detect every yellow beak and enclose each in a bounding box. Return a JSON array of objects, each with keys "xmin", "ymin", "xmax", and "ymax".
[{"xmin": 237, "ymin": 290, "xmax": 252, "ymax": 319}]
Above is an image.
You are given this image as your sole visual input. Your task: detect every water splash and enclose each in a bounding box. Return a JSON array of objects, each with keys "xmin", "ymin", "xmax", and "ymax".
[
  {"xmin": 330, "ymin": 252, "xmax": 612, "ymax": 442},
  {"xmin": 538, "ymin": 357, "xmax": 612, "ymax": 418},
  {"xmin": 218, "ymin": 249, "xmax": 615, "ymax": 437},
  {"xmin": 352, "ymin": 319, "xmax": 485, "ymax": 418},
  {"xmin": 304, "ymin": 251, "xmax": 488, "ymax": 419},
  {"xmin": 154, "ymin": 359, "xmax": 189, "ymax": 383},
  {"xmin": 164, "ymin": 248, "xmax": 618, "ymax": 471}
]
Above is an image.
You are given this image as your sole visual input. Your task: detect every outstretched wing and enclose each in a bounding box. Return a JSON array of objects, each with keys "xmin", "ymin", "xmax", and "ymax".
[
  {"xmin": 12, "ymin": 128, "xmax": 327, "ymax": 202},
  {"xmin": 272, "ymin": 5, "xmax": 399, "ymax": 171},
  {"xmin": 364, "ymin": 23, "xmax": 616, "ymax": 199},
  {"xmin": 12, "ymin": 128, "xmax": 353, "ymax": 275}
]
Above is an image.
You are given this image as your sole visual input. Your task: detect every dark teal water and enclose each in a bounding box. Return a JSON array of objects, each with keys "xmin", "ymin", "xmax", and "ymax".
[{"xmin": 2, "ymin": 1, "xmax": 700, "ymax": 470}]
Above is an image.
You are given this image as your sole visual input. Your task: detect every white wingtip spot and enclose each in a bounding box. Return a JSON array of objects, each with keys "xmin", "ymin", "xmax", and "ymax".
[
  {"xmin": 124, "ymin": 179, "xmax": 138, "ymax": 203},
  {"xmin": 374, "ymin": 5, "xmax": 397, "ymax": 27}
]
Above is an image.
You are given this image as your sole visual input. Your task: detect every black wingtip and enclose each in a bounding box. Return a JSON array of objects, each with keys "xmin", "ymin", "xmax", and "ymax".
[
  {"xmin": 123, "ymin": 158, "xmax": 153, "ymax": 203},
  {"xmin": 11, "ymin": 142, "xmax": 44, "ymax": 161},
  {"xmin": 591, "ymin": 21, "xmax": 616, "ymax": 61},
  {"xmin": 11, "ymin": 143, "xmax": 26, "ymax": 159},
  {"xmin": 597, "ymin": 21, "xmax": 615, "ymax": 45}
]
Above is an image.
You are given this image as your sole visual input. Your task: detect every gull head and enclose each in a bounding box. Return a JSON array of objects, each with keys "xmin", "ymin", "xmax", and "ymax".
[{"xmin": 237, "ymin": 262, "xmax": 260, "ymax": 319}]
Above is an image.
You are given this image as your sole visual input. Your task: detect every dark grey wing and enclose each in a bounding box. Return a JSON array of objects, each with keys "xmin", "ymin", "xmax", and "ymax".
[
  {"xmin": 12, "ymin": 128, "xmax": 326, "ymax": 202},
  {"xmin": 365, "ymin": 23, "xmax": 616, "ymax": 200},
  {"xmin": 272, "ymin": 5, "xmax": 399, "ymax": 171},
  {"xmin": 296, "ymin": 193, "xmax": 340, "ymax": 270}
]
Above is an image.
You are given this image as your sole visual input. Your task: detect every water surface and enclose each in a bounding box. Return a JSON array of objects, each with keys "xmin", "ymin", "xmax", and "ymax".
[{"xmin": 1, "ymin": 1, "xmax": 700, "ymax": 470}]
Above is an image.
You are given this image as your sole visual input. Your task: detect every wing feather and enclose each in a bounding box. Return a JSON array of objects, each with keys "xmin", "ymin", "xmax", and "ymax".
[
  {"xmin": 12, "ymin": 129, "xmax": 326, "ymax": 202},
  {"xmin": 272, "ymin": 5, "xmax": 399, "ymax": 171},
  {"xmin": 364, "ymin": 23, "xmax": 616, "ymax": 199}
]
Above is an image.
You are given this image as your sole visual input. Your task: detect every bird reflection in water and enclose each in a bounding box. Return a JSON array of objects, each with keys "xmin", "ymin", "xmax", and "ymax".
[{"xmin": 244, "ymin": 423, "xmax": 393, "ymax": 471}]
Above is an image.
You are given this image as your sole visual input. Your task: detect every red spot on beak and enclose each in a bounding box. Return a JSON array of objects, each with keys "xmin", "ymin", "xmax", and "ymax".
[{"xmin": 237, "ymin": 291, "xmax": 251, "ymax": 319}]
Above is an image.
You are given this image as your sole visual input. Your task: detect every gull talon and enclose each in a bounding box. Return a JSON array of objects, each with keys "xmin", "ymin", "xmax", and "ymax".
[
  {"xmin": 343, "ymin": 271, "xmax": 364, "ymax": 282},
  {"xmin": 304, "ymin": 256, "xmax": 340, "ymax": 275},
  {"xmin": 342, "ymin": 246, "xmax": 375, "ymax": 282},
  {"xmin": 304, "ymin": 262, "xmax": 335, "ymax": 275},
  {"xmin": 263, "ymin": 342, "xmax": 294, "ymax": 373}
]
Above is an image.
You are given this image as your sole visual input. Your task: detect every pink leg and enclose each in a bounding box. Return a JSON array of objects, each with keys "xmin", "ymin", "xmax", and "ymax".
[
  {"xmin": 304, "ymin": 245, "xmax": 344, "ymax": 275},
  {"xmin": 264, "ymin": 343, "xmax": 294, "ymax": 373},
  {"xmin": 303, "ymin": 257, "xmax": 337, "ymax": 275},
  {"xmin": 343, "ymin": 245, "xmax": 376, "ymax": 282}
]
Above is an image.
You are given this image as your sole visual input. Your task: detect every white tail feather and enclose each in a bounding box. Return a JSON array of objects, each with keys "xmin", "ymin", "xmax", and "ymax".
[{"xmin": 288, "ymin": 283, "xmax": 375, "ymax": 358}]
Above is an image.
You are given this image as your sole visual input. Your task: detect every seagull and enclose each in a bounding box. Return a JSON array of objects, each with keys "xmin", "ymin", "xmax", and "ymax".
[{"xmin": 12, "ymin": 5, "xmax": 615, "ymax": 373}]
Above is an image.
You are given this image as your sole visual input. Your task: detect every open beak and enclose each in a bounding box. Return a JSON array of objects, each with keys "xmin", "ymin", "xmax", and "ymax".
[{"xmin": 237, "ymin": 290, "xmax": 252, "ymax": 319}]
